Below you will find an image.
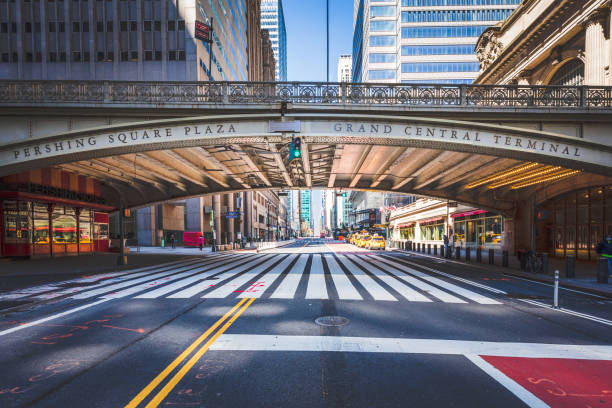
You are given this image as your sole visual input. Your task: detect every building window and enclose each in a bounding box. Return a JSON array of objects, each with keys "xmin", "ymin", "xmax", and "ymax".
[
  {"xmin": 370, "ymin": 5, "xmax": 395, "ymax": 17},
  {"xmin": 1, "ymin": 53, "xmax": 8, "ymax": 63},
  {"xmin": 167, "ymin": 20, "xmax": 175, "ymax": 31},
  {"xmin": 401, "ymin": 25, "xmax": 488, "ymax": 38},
  {"xmin": 121, "ymin": 51, "xmax": 129, "ymax": 61},
  {"xmin": 370, "ymin": 20, "xmax": 395, "ymax": 32},
  {"xmin": 548, "ymin": 59, "xmax": 584, "ymax": 86},
  {"xmin": 369, "ymin": 35, "xmax": 395, "ymax": 47},
  {"xmin": 120, "ymin": 21, "xmax": 128, "ymax": 32},
  {"xmin": 72, "ymin": 22, "xmax": 80, "ymax": 32},
  {"xmin": 401, "ymin": 62, "xmax": 480, "ymax": 73},
  {"xmin": 144, "ymin": 50, "xmax": 152, "ymax": 61},
  {"xmin": 368, "ymin": 69, "xmax": 395, "ymax": 80},
  {"xmin": 144, "ymin": 20, "xmax": 152, "ymax": 31},
  {"xmin": 178, "ymin": 20, "xmax": 185, "ymax": 31},
  {"xmin": 369, "ymin": 53, "xmax": 395, "ymax": 63}
]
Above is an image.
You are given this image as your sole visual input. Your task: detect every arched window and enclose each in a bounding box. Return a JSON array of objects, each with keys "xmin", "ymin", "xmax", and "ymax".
[{"xmin": 549, "ymin": 59, "xmax": 584, "ymax": 86}]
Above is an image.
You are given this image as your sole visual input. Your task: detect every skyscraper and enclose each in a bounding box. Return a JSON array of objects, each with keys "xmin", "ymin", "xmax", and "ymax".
[
  {"xmin": 261, "ymin": 0, "xmax": 287, "ymax": 81},
  {"xmin": 352, "ymin": 0, "xmax": 521, "ymax": 84},
  {"xmin": 0, "ymin": 0, "xmax": 251, "ymax": 82},
  {"xmin": 300, "ymin": 189, "xmax": 311, "ymax": 227}
]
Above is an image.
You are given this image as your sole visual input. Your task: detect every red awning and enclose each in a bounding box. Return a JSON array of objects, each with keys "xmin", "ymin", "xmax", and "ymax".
[
  {"xmin": 451, "ymin": 209, "xmax": 488, "ymax": 218},
  {"xmin": 419, "ymin": 216, "xmax": 444, "ymax": 224},
  {"xmin": 396, "ymin": 222, "xmax": 415, "ymax": 228}
]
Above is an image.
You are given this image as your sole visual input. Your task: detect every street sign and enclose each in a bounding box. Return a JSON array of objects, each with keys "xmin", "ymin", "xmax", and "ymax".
[
  {"xmin": 195, "ymin": 21, "xmax": 212, "ymax": 43},
  {"xmin": 269, "ymin": 120, "xmax": 301, "ymax": 132},
  {"xmin": 225, "ymin": 211, "xmax": 239, "ymax": 219}
]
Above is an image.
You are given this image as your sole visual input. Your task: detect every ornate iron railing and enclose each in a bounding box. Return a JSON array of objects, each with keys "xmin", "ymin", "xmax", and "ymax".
[{"xmin": 0, "ymin": 80, "xmax": 611, "ymax": 108}]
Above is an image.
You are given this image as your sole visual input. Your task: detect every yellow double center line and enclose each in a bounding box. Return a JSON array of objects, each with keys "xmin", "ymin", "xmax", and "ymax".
[{"xmin": 125, "ymin": 297, "xmax": 256, "ymax": 408}]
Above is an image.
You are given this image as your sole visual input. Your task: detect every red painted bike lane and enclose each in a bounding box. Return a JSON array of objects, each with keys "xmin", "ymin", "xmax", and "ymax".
[{"xmin": 481, "ymin": 356, "xmax": 612, "ymax": 408}]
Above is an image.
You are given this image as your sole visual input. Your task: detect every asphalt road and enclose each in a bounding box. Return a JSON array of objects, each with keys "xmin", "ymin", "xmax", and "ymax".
[{"xmin": 0, "ymin": 239, "xmax": 611, "ymax": 408}]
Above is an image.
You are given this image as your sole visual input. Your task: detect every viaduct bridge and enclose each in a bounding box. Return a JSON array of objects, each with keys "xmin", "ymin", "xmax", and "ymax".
[{"xmin": 1, "ymin": 80, "xmax": 611, "ymax": 253}]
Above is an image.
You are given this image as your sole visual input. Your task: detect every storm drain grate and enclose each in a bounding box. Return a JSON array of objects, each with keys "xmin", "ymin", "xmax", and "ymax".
[{"xmin": 315, "ymin": 316, "xmax": 350, "ymax": 327}]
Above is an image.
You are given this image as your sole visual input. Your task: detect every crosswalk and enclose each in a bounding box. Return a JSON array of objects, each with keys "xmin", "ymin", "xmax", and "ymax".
[{"xmin": 18, "ymin": 253, "xmax": 503, "ymax": 305}]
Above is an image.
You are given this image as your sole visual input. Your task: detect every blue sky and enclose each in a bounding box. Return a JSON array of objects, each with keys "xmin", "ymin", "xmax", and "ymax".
[{"xmin": 283, "ymin": 0, "xmax": 354, "ymax": 82}]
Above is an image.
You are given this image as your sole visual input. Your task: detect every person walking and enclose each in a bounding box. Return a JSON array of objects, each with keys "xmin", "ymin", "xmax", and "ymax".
[
  {"xmin": 443, "ymin": 234, "xmax": 449, "ymax": 256},
  {"xmin": 198, "ymin": 235, "xmax": 204, "ymax": 251},
  {"xmin": 170, "ymin": 233, "xmax": 176, "ymax": 249},
  {"xmin": 596, "ymin": 234, "xmax": 612, "ymax": 276}
]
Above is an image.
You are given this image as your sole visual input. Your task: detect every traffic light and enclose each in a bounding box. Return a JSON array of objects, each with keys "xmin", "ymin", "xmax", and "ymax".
[{"xmin": 289, "ymin": 136, "xmax": 302, "ymax": 162}]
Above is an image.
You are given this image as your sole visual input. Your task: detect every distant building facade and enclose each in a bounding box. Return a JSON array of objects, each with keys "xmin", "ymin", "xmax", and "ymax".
[
  {"xmin": 337, "ymin": 54, "xmax": 352, "ymax": 82},
  {"xmin": 351, "ymin": 0, "xmax": 520, "ymax": 83}
]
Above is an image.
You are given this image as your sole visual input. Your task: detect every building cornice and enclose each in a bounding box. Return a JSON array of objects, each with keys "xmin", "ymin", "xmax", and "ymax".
[{"xmin": 475, "ymin": 0, "xmax": 608, "ymax": 85}]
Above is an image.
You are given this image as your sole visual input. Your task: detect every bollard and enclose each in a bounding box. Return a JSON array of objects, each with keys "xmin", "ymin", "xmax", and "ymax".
[
  {"xmin": 416, "ymin": 243, "xmax": 420, "ymax": 252},
  {"xmin": 427, "ymin": 244, "xmax": 431, "ymax": 254},
  {"xmin": 465, "ymin": 247, "xmax": 471, "ymax": 261},
  {"xmin": 456, "ymin": 246, "xmax": 461, "ymax": 260},
  {"xmin": 565, "ymin": 256, "xmax": 575, "ymax": 278},
  {"xmin": 541, "ymin": 253, "xmax": 549, "ymax": 275},
  {"xmin": 502, "ymin": 250, "xmax": 509, "ymax": 267},
  {"xmin": 476, "ymin": 247, "xmax": 482, "ymax": 263},
  {"xmin": 422, "ymin": 243, "xmax": 426, "ymax": 253},
  {"xmin": 488, "ymin": 248, "xmax": 495, "ymax": 265},
  {"xmin": 597, "ymin": 258, "xmax": 609, "ymax": 284},
  {"xmin": 434, "ymin": 245, "xmax": 438, "ymax": 256},
  {"xmin": 553, "ymin": 270, "xmax": 559, "ymax": 309}
]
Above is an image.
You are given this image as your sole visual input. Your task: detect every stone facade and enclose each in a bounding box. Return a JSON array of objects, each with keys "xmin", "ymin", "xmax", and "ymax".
[{"xmin": 474, "ymin": 0, "xmax": 611, "ymax": 86}]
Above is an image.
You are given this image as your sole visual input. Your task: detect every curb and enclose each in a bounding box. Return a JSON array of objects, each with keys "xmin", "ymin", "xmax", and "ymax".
[{"xmin": 391, "ymin": 249, "xmax": 612, "ymax": 299}]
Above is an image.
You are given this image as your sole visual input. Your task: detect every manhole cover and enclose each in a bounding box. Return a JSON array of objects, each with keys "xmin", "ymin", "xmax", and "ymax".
[
  {"xmin": 506, "ymin": 293, "xmax": 547, "ymax": 300},
  {"xmin": 315, "ymin": 316, "xmax": 349, "ymax": 327}
]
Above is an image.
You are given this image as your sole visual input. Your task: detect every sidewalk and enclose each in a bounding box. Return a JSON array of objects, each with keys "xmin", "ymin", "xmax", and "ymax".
[
  {"xmin": 391, "ymin": 248, "xmax": 612, "ymax": 298},
  {"xmin": 0, "ymin": 251, "xmax": 199, "ymax": 293}
]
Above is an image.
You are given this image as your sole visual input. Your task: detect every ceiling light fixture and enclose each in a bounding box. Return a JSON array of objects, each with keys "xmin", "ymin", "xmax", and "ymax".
[
  {"xmin": 510, "ymin": 169, "xmax": 581, "ymax": 189},
  {"xmin": 487, "ymin": 166, "xmax": 562, "ymax": 189},
  {"xmin": 465, "ymin": 162, "xmax": 540, "ymax": 189}
]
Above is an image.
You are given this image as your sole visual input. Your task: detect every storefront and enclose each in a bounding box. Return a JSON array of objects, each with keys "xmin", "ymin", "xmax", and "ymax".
[
  {"xmin": 419, "ymin": 217, "xmax": 445, "ymax": 242},
  {"xmin": 1, "ymin": 169, "xmax": 114, "ymax": 258},
  {"xmin": 396, "ymin": 223, "xmax": 415, "ymax": 240},
  {"xmin": 539, "ymin": 185, "xmax": 612, "ymax": 259},
  {"xmin": 452, "ymin": 210, "xmax": 504, "ymax": 248}
]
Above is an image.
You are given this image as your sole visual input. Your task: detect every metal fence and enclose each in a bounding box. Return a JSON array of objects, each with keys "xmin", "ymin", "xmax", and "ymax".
[{"xmin": 1, "ymin": 80, "xmax": 611, "ymax": 108}]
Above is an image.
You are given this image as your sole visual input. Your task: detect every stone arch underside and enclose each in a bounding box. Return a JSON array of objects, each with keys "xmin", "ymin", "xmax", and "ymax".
[{"xmin": 1, "ymin": 113, "xmax": 610, "ymax": 214}]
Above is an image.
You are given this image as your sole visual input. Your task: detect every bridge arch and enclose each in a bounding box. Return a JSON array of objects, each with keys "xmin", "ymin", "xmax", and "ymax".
[{"xmin": 1, "ymin": 111, "xmax": 611, "ymax": 212}]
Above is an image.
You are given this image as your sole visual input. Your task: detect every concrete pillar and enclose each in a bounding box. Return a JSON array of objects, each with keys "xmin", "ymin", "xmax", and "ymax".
[
  {"xmin": 227, "ymin": 193, "xmax": 235, "ymax": 243},
  {"xmin": 213, "ymin": 194, "xmax": 221, "ymax": 245},
  {"xmin": 584, "ymin": 10, "xmax": 607, "ymax": 85}
]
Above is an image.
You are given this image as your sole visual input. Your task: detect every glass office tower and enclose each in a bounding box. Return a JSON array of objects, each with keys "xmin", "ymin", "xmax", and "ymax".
[
  {"xmin": 261, "ymin": 0, "xmax": 287, "ymax": 81},
  {"xmin": 352, "ymin": 0, "xmax": 521, "ymax": 83}
]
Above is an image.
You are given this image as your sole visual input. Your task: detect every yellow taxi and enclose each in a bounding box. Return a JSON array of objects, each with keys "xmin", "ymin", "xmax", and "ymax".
[
  {"xmin": 351, "ymin": 234, "xmax": 360, "ymax": 245},
  {"xmin": 367, "ymin": 236, "xmax": 386, "ymax": 250},
  {"xmin": 358, "ymin": 234, "xmax": 372, "ymax": 248}
]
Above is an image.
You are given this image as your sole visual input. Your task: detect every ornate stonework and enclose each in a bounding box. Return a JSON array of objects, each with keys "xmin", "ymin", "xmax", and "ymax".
[{"xmin": 476, "ymin": 27, "xmax": 504, "ymax": 73}]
